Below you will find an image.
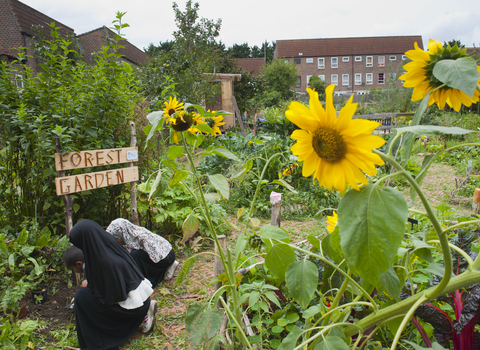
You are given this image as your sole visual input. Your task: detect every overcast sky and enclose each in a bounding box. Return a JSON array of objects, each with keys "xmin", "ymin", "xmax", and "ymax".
[{"xmin": 19, "ymin": 0, "xmax": 480, "ymax": 52}]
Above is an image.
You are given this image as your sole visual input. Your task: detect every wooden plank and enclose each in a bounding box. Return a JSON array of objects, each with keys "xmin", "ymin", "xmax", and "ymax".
[
  {"xmin": 55, "ymin": 167, "xmax": 139, "ymax": 195},
  {"xmin": 55, "ymin": 147, "xmax": 138, "ymax": 171},
  {"xmin": 232, "ymin": 96, "xmax": 245, "ymax": 132},
  {"xmin": 128, "ymin": 122, "xmax": 139, "ymax": 225}
]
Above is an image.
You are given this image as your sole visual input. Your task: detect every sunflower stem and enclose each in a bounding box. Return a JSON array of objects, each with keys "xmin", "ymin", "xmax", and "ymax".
[{"xmin": 374, "ymin": 149, "xmax": 452, "ymax": 299}]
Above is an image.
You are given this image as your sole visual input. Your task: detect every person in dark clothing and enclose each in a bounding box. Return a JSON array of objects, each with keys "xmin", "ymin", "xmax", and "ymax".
[
  {"xmin": 65, "ymin": 219, "xmax": 158, "ymax": 350},
  {"xmin": 106, "ymin": 218, "xmax": 179, "ymax": 288}
]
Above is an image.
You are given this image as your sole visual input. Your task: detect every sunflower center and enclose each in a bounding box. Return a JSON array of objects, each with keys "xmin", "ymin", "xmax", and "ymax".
[
  {"xmin": 168, "ymin": 108, "xmax": 176, "ymax": 116},
  {"xmin": 172, "ymin": 113, "xmax": 194, "ymax": 132},
  {"xmin": 206, "ymin": 118, "xmax": 215, "ymax": 128},
  {"xmin": 312, "ymin": 128, "xmax": 346, "ymax": 163}
]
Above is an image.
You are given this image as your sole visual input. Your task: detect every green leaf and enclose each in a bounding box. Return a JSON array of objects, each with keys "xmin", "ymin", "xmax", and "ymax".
[
  {"xmin": 265, "ymin": 243, "xmax": 295, "ymax": 280},
  {"xmin": 404, "ymin": 341, "xmax": 447, "ymax": 350},
  {"xmin": 73, "ymin": 203, "xmax": 80, "ymax": 213},
  {"xmin": 211, "ymin": 147, "xmax": 239, "ymax": 161},
  {"xmin": 185, "ymin": 303, "xmax": 223, "ymax": 349},
  {"xmin": 425, "ymin": 262, "xmax": 445, "ymax": 277},
  {"xmin": 339, "ymin": 184, "xmax": 408, "ymax": 285},
  {"xmin": 181, "ymin": 213, "xmax": 200, "ymax": 244},
  {"xmin": 27, "ymin": 257, "xmax": 43, "ymax": 275},
  {"xmin": 396, "ymin": 125, "xmax": 475, "ymax": 137},
  {"xmin": 249, "ymin": 290, "xmax": 260, "ymax": 306},
  {"xmin": 43, "ymin": 202, "xmax": 51, "ymax": 211},
  {"xmin": 8, "ymin": 253, "xmax": 16, "ymax": 267},
  {"xmin": 322, "ymin": 234, "xmax": 343, "ymax": 264},
  {"xmin": 21, "ymin": 246, "xmax": 34, "ymax": 257},
  {"xmin": 307, "ymin": 235, "xmax": 321, "ymax": 250},
  {"xmin": 285, "ymin": 260, "xmax": 318, "ymax": 309},
  {"xmin": 314, "ymin": 336, "xmax": 349, "ymax": 350},
  {"xmin": 144, "ymin": 111, "xmax": 164, "ymax": 148},
  {"xmin": 17, "ymin": 228, "xmax": 27, "ymax": 245},
  {"xmin": 278, "ymin": 312, "xmax": 299, "ymax": 326},
  {"xmin": 234, "ymin": 233, "xmax": 247, "ymax": 260},
  {"xmin": 272, "ymin": 179, "xmax": 298, "ymax": 194},
  {"xmin": 196, "ymin": 123, "xmax": 214, "ymax": 135},
  {"xmin": 264, "ymin": 291, "xmax": 281, "ymax": 308},
  {"xmin": 303, "ymin": 305, "xmax": 322, "ymax": 320},
  {"xmin": 175, "ymin": 256, "xmax": 195, "ymax": 285},
  {"xmin": 149, "ymin": 169, "xmax": 164, "ymax": 200},
  {"xmin": 409, "ymin": 154, "xmax": 437, "ymax": 206},
  {"xmin": 207, "ymin": 174, "xmax": 229, "ymax": 200},
  {"xmin": 271, "ymin": 325, "xmax": 284, "ymax": 333},
  {"xmin": 379, "ymin": 266, "xmax": 402, "ymax": 301},
  {"xmin": 259, "ymin": 225, "xmax": 290, "ymax": 242},
  {"xmin": 278, "ymin": 325, "xmax": 304, "ymax": 350},
  {"xmin": 168, "ymin": 145, "xmax": 184, "ymax": 160},
  {"xmin": 433, "ymin": 57, "xmax": 478, "ymax": 97},
  {"xmin": 401, "ymin": 91, "xmax": 430, "ymax": 165},
  {"xmin": 169, "ymin": 169, "xmax": 188, "ymax": 187}
]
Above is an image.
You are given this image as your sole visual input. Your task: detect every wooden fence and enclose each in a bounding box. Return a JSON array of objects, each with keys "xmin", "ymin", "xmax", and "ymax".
[{"xmin": 353, "ymin": 113, "xmax": 414, "ymax": 133}]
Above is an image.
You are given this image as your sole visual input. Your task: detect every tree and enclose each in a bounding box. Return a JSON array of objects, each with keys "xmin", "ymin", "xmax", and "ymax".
[
  {"xmin": 227, "ymin": 43, "xmax": 251, "ymax": 58},
  {"xmin": 308, "ymin": 76, "xmax": 328, "ymax": 98},
  {"xmin": 261, "ymin": 58, "xmax": 298, "ymax": 102},
  {"xmin": 144, "ymin": 40, "xmax": 175, "ymax": 55},
  {"xmin": 140, "ymin": 1, "xmax": 225, "ymax": 105}
]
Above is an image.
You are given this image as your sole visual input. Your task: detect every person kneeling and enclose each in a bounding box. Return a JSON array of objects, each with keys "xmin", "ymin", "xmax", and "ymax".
[{"xmin": 107, "ymin": 218, "xmax": 179, "ymax": 288}]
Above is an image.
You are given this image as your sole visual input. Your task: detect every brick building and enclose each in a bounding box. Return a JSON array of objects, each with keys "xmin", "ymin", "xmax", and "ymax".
[
  {"xmin": 0, "ymin": 0, "xmax": 74, "ymax": 72},
  {"xmin": 1, "ymin": 0, "xmax": 147, "ymax": 72},
  {"xmin": 274, "ymin": 36, "xmax": 423, "ymax": 95},
  {"xmin": 78, "ymin": 26, "xmax": 148, "ymax": 66}
]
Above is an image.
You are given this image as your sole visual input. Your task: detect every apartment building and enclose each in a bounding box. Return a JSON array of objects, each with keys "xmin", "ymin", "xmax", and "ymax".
[{"xmin": 274, "ymin": 36, "xmax": 423, "ymax": 95}]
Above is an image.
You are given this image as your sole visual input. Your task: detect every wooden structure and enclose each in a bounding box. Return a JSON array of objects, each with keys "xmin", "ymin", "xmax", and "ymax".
[
  {"xmin": 204, "ymin": 74, "xmax": 242, "ymax": 129},
  {"xmin": 354, "ymin": 113, "xmax": 414, "ymax": 134}
]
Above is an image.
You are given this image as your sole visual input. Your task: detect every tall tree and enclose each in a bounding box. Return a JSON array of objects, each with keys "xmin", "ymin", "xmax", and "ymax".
[{"xmin": 227, "ymin": 43, "xmax": 251, "ymax": 58}]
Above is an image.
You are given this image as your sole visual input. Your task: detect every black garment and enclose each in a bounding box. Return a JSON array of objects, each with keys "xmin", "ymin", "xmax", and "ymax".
[
  {"xmin": 130, "ymin": 248, "xmax": 176, "ymax": 287},
  {"xmin": 74, "ymin": 287, "xmax": 149, "ymax": 350},
  {"xmin": 69, "ymin": 219, "xmax": 150, "ymax": 350},
  {"xmin": 70, "ymin": 219, "xmax": 145, "ymax": 306}
]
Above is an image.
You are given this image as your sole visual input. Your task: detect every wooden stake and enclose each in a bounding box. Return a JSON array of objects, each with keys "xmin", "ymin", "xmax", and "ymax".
[
  {"xmin": 232, "ymin": 96, "xmax": 245, "ymax": 132},
  {"xmin": 214, "ymin": 235, "xmax": 227, "ymax": 308},
  {"xmin": 473, "ymin": 189, "xmax": 480, "ymax": 214},
  {"xmin": 128, "ymin": 121, "xmax": 139, "ymax": 225}
]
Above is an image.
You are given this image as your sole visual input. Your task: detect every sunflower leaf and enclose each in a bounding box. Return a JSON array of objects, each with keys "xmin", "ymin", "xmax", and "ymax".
[
  {"xmin": 169, "ymin": 169, "xmax": 188, "ymax": 187},
  {"xmin": 265, "ymin": 242, "xmax": 295, "ymax": 281},
  {"xmin": 396, "ymin": 125, "xmax": 475, "ymax": 136},
  {"xmin": 207, "ymin": 174, "xmax": 229, "ymax": 200},
  {"xmin": 211, "ymin": 147, "xmax": 239, "ymax": 161},
  {"xmin": 339, "ymin": 184, "xmax": 408, "ymax": 286},
  {"xmin": 196, "ymin": 124, "xmax": 214, "ymax": 135},
  {"xmin": 433, "ymin": 57, "xmax": 478, "ymax": 98},
  {"xmin": 144, "ymin": 111, "xmax": 164, "ymax": 149},
  {"xmin": 285, "ymin": 260, "xmax": 318, "ymax": 309}
]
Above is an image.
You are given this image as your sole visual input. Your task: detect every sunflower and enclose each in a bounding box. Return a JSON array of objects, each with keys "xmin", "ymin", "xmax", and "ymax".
[
  {"xmin": 205, "ymin": 111, "xmax": 225, "ymax": 136},
  {"xmin": 163, "ymin": 97, "xmax": 184, "ymax": 117},
  {"xmin": 286, "ymin": 85, "xmax": 385, "ymax": 193},
  {"xmin": 400, "ymin": 39, "xmax": 480, "ymax": 111},
  {"xmin": 326, "ymin": 211, "xmax": 338, "ymax": 234},
  {"xmin": 188, "ymin": 114, "xmax": 206, "ymax": 134},
  {"xmin": 167, "ymin": 111, "xmax": 195, "ymax": 144},
  {"xmin": 278, "ymin": 164, "xmax": 299, "ymax": 179}
]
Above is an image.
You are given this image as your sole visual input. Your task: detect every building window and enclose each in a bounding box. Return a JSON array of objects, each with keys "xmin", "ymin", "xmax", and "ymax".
[
  {"xmin": 402, "ymin": 55, "xmax": 407, "ymax": 60},
  {"xmin": 16, "ymin": 75, "xmax": 24, "ymax": 89},
  {"xmin": 319, "ymin": 75, "xmax": 325, "ymax": 81},
  {"xmin": 355, "ymin": 56, "xmax": 362, "ymax": 62},
  {"xmin": 378, "ymin": 73, "xmax": 385, "ymax": 84},
  {"xmin": 355, "ymin": 73, "xmax": 362, "ymax": 85},
  {"xmin": 378, "ymin": 56, "xmax": 385, "ymax": 67},
  {"xmin": 366, "ymin": 73, "xmax": 373, "ymax": 85},
  {"xmin": 306, "ymin": 75, "xmax": 312, "ymax": 86},
  {"xmin": 296, "ymin": 76, "xmax": 301, "ymax": 87},
  {"xmin": 342, "ymin": 57, "xmax": 349, "ymax": 62},
  {"xmin": 318, "ymin": 58, "xmax": 325, "ymax": 69},
  {"xmin": 366, "ymin": 56, "xmax": 373, "ymax": 67},
  {"xmin": 331, "ymin": 57, "xmax": 338, "ymax": 68},
  {"xmin": 389, "ymin": 55, "xmax": 396, "ymax": 61},
  {"xmin": 331, "ymin": 74, "xmax": 338, "ymax": 86},
  {"xmin": 390, "ymin": 73, "xmax": 396, "ymax": 80},
  {"xmin": 306, "ymin": 58, "xmax": 313, "ymax": 64},
  {"xmin": 294, "ymin": 58, "xmax": 301, "ymax": 64},
  {"xmin": 342, "ymin": 74, "xmax": 349, "ymax": 86}
]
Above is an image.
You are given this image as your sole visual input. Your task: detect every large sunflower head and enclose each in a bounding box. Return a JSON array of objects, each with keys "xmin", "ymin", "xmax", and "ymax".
[
  {"xmin": 188, "ymin": 114, "xmax": 206, "ymax": 134},
  {"xmin": 286, "ymin": 85, "xmax": 385, "ymax": 193},
  {"xmin": 400, "ymin": 39, "xmax": 480, "ymax": 111},
  {"xmin": 326, "ymin": 211, "xmax": 338, "ymax": 233},
  {"xmin": 163, "ymin": 97, "xmax": 184, "ymax": 116},
  {"xmin": 169, "ymin": 111, "xmax": 195, "ymax": 132}
]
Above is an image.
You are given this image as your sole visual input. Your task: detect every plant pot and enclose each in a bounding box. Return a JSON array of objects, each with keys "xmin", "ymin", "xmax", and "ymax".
[{"xmin": 32, "ymin": 287, "xmax": 48, "ymax": 304}]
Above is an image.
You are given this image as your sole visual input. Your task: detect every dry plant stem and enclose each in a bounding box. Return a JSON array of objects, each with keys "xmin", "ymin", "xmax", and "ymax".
[
  {"xmin": 182, "ymin": 138, "xmax": 244, "ymax": 339},
  {"xmin": 219, "ymin": 297, "xmax": 253, "ymax": 350},
  {"xmin": 374, "ymin": 150, "xmax": 452, "ymax": 299},
  {"xmin": 390, "ymin": 294, "xmax": 428, "ymax": 350}
]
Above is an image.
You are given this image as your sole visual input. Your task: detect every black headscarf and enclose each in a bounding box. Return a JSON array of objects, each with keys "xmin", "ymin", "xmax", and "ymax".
[{"xmin": 69, "ymin": 219, "xmax": 145, "ymax": 306}]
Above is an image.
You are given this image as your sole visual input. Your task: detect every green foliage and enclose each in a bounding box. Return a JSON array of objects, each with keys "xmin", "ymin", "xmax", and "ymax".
[
  {"xmin": 260, "ymin": 106, "xmax": 296, "ymax": 136},
  {"xmin": 0, "ymin": 13, "xmax": 142, "ymax": 232},
  {"xmin": 261, "ymin": 59, "xmax": 298, "ymax": 102},
  {"xmin": 308, "ymin": 76, "xmax": 328, "ymax": 98}
]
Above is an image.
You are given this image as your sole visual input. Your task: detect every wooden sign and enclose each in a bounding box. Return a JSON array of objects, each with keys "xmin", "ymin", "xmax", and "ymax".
[
  {"xmin": 55, "ymin": 147, "xmax": 138, "ymax": 171},
  {"xmin": 55, "ymin": 167, "xmax": 139, "ymax": 195}
]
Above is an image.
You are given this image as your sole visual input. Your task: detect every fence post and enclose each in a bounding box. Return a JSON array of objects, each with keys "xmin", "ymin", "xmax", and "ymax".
[
  {"xmin": 214, "ymin": 235, "xmax": 227, "ymax": 308},
  {"xmin": 270, "ymin": 192, "xmax": 282, "ymax": 227},
  {"xmin": 128, "ymin": 121, "xmax": 139, "ymax": 225},
  {"xmin": 473, "ymin": 189, "xmax": 480, "ymax": 214}
]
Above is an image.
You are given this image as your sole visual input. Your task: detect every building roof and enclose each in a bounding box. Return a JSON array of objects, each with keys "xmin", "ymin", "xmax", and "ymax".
[
  {"xmin": 275, "ymin": 36, "xmax": 424, "ymax": 58},
  {"xmin": 235, "ymin": 57, "xmax": 265, "ymax": 75},
  {"xmin": 77, "ymin": 26, "xmax": 147, "ymax": 66},
  {"xmin": 7, "ymin": 0, "xmax": 74, "ymax": 37}
]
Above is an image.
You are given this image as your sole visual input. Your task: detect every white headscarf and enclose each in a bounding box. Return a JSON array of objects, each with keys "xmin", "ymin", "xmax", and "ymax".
[{"xmin": 106, "ymin": 218, "xmax": 172, "ymax": 263}]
